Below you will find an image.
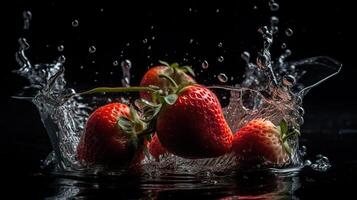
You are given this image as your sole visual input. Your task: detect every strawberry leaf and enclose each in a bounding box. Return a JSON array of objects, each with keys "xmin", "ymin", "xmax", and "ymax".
[
  {"xmin": 118, "ymin": 116, "xmax": 133, "ymax": 133},
  {"xmin": 158, "ymin": 60, "xmax": 170, "ymax": 67},
  {"xmin": 280, "ymin": 119, "xmax": 288, "ymax": 136},
  {"xmin": 181, "ymin": 66, "xmax": 196, "ymax": 77},
  {"xmin": 171, "ymin": 62, "xmax": 179, "ymax": 69}
]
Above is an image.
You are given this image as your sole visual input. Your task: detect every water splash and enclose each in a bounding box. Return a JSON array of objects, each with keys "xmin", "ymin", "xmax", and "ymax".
[{"xmin": 13, "ymin": 3, "xmax": 341, "ymax": 176}]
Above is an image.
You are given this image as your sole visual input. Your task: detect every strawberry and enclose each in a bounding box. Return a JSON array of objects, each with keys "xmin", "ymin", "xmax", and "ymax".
[
  {"xmin": 139, "ymin": 61, "xmax": 195, "ymax": 101},
  {"xmin": 148, "ymin": 134, "xmax": 167, "ymax": 160},
  {"xmin": 77, "ymin": 103, "xmax": 147, "ymax": 168},
  {"xmin": 232, "ymin": 119, "xmax": 299, "ymax": 168},
  {"xmin": 156, "ymin": 84, "xmax": 233, "ymax": 159}
]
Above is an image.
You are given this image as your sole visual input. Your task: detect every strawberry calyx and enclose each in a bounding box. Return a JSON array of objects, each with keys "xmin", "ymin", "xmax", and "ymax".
[
  {"xmin": 158, "ymin": 60, "xmax": 195, "ymax": 78},
  {"xmin": 278, "ymin": 119, "xmax": 301, "ymax": 155},
  {"xmin": 65, "ymin": 61, "xmax": 197, "ymax": 138}
]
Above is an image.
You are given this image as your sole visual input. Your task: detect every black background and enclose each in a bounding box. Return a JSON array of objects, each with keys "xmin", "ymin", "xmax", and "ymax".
[{"xmin": 0, "ymin": 0, "xmax": 355, "ymax": 197}]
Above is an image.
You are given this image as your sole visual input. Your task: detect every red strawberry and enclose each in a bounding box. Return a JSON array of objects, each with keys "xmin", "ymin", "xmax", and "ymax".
[
  {"xmin": 148, "ymin": 134, "xmax": 167, "ymax": 160},
  {"xmin": 232, "ymin": 119, "xmax": 298, "ymax": 168},
  {"xmin": 140, "ymin": 62, "xmax": 195, "ymax": 101},
  {"xmin": 156, "ymin": 84, "xmax": 233, "ymax": 159},
  {"xmin": 77, "ymin": 103, "xmax": 146, "ymax": 168}
]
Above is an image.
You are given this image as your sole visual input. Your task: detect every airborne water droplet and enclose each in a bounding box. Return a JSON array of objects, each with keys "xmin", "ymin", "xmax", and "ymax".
[
  {"xmin": 23, "ymin": 10, "xmax": 32, "ymax": 30},
  {"xmin": 285, "ymin": 28, "xmax": 294, "ymax": 37},
  {"xmin": 218, "ymin": 42, "xmax": 223, "ymax": 48},
  {"xmin": 218, "ymin": 56, "xmax": 224, "ymax": 62},
  {"xmin": 89, "ymin": 46, "xmax": 96, "ymax": 53},
  {"xmin": 269, "ymin": 1, "xmax": 280, "ymax": 11},
  {"xmin": 271, "ymin": 16, "xmax": 279, "ymax": 25},
  {"xmin": 121, "ymin": 59, "xmax": 132, "ymax": 87},
  {"xmin": 58, "ymin": 55, "xmax": 66, "ymax": 63},
  {"xmin": 72, "ymin": 19, "xmax": 79, "ymax": 27},
  {"xmin": 113, "ymin": 60, "xmax": 119, "ymax": 66},
  {"xmin": 189, "ymin": 38, "xmax": 194, "ymax": 44},
  {"xmin": 218, "ymin": 73, "xmax": 228, "ymax": 83},
  {"xmin": 216, "ymin": 9, "xmax": 220, "ymax": 13},
  {"xmin": 57, "ymin": 45, "xmax": 64, "ymax": 52},
  {"xmin": 143, "ymin": 38, "xmax": 148, "ymax": 44},
  {"xmin": 281, "ymin": 43, "xmax": 287, "ymax": 49},
  {"xmin": 241, "ymin": 51, "xmax": 250, "ymax": 63},
  {"xmin": 298, "ymin": 106, "xmax": 305, "ymax": 115},
  {"xmin": 202, "ymin": 60, "xmax": 209, "ymax": 69}
]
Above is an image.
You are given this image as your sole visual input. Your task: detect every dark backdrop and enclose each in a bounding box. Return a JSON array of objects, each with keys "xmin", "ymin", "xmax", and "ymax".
[{"xmin": 0, "ymin": 0, "xmax": 353, "ymax": 194}]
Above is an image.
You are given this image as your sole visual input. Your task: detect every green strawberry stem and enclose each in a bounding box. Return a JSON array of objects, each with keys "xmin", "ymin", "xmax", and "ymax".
[{"xmin": 78, "ymin": 86, "xmax": 158, "ymax": 95}]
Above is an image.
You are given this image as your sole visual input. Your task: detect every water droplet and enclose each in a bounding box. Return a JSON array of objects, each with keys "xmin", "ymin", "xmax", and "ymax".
[
  {"xmin": 283, "ymin": 75, "xmax": 296, "ymax": 86},
  {"xmin": 58, "ymin": 55, "xmax": 66, "ymax": 63},
  {"xmin": 298, "ymin": 106, "xmax": 305, "ymax": 115},
  {"xmin": 126, "ymin": 42, "xmax": 130, "ymax": 47},
  {"xmin": 148, "ymin": 46, "xmax": 152, "ymax": 50},
  {"xmin": 269, "ymin": 2, "xmax": 280, "ymax": 11},
  {"xmin": 113, "ymin": 60, "xmax": 119, "ymax": 66},
  {"xmin": 100, "ymin": 8, "xmax": 104, "ymax": 12},
  {"xmin": 241, "ymin": 51, "xmax": 250, "ymax": 62},
  {"xmin": 23, "ymin": 10, "xmax": 32, "ymax": 30},
  {"xmin": 95, "ymin": 71, "xmax": 99, "ymax": 75},
  {"xmin": 217, "ymin": 56, "xmax": 224, "ymax": 62},
  {"xmin": 297, "ymin": 117, "xmax": 304, "ymax": 125},
  {"xmin": 300, "ymin": 145, "xmax": 307, "ymax": 156},
  {"xmin": 202, "ymin": 60, "xmax": 209, "ymax": 69},
  {"xmin": 285, "ymin": 28, "xmax": 294, "ymax": 37},
  {"xmin": 216, "ymin": 9, "xmax": 220, "ymax": 13},
  {"xmin": 218, "ymin": 42, "xmax": 223, "ymax": 48},
  {"xmin": 222, "ymin": 96, "xmax": 227, "ymax": 100},
  {"xmin": 253, "ymin": 5, "xmax": 258, "ymax": 10},
  {"xmin": 110, "ymin": 71, "xmax": 114, "ymax": 75},
  {"xmin": 152, "ymin": 36, "xmax": 155, "ymax": 40},
  {"xmin": 89, "ymin": 46, "xmax": 96, "ymax": 53},
  {"xmin": 188, "ymin": 8, "xmax": 192, "ymax": 12},
  {"xmin": 94, "ymin": 79, "xmax": 98, "ymax": 83},
  {"xmin": 57, "ymin": 45, "xmax": 64, "ymax": 52},
  {"xmin": 150, "ymin": 25, "xmax": 154, "ymax": 30},
  {"xmin": 273, "ymin": 26, "xmax": 279, "ymax": 34},
  {"xmin": 281, "ymin": 43, "xmax": 287, "ymax": 49},
  {"xmin": 72, "ymin": 19, "xmax": 79, "ymax": 27},
  {"xmin": 80, "ymin": 65, "xmax": 84, "ymax": 69},
  {"xmin": 143, "ymin": 38, "xmax": 148, "ymax": 44},
  {"xmin": 121, "ymin": 59, "xmax": 132, "ymax": 69},
  {"xmin": 218, "ymin": 73, "xmax": 228, "ymax": 83},
  {"xmin": 189, "ymin": 38, "xmax": 194, "ymax": 44},
  {"xmin": 271, "ymin": 16, "xmax": 279, "ymax": 24},
  {"xmin": 23, "ymin": 10, "xmax": 32, "ymax": 20},
  {"xmin": 256, "ymin": 53, "xmax": 269, "ymax": 68},
  {"xmin": 304, "ymin": 160, "xmax": 312, "ymax": 166}
]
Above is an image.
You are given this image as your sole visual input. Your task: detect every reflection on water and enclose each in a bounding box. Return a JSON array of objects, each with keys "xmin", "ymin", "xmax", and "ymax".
[{"xmin": 46, "ymin": 171, "xmax": 300, "ymax": 199}]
